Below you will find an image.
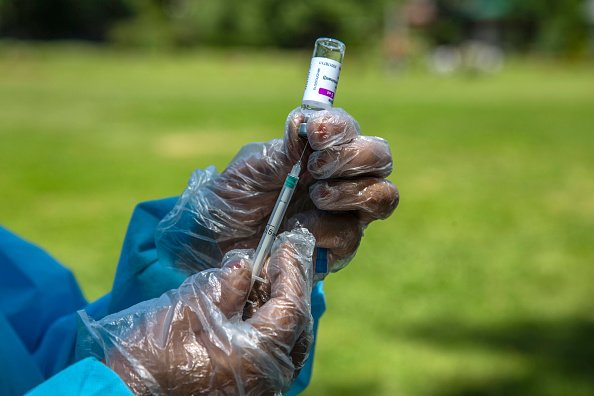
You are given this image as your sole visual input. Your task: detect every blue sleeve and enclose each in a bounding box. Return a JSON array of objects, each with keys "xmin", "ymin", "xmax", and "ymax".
[
  {"xmin": 0, "ymin": 199, "xmax": 182, "ymax": 386},
  {"xmin": 26, "ymin": 358, "xmax": 132, "ymax": 396},
  {"xmin": 0, "ymin": 227, "xmax": 112, "ymax": 394},
  {"xmin": 0, "ymin": 227, "xmax": 87, "ymax": 355},
  {"xmin": 285, "ymin": 281, "xmax": 326, "ymax": 395},
  {"xmin": 107, "ymin": 197, "xmax": 188, "ymax": 314}
]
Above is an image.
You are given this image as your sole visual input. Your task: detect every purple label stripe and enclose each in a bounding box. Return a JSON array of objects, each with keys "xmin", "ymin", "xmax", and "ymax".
[{"xmin": 318, "ymin": 88, "xmax": 335, "ymax": 99}]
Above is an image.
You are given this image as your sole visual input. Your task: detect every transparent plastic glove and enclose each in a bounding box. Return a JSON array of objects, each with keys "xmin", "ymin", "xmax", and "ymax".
[
  {"xmin": 157, "ymin": 107, "xmax": 399, "ymax": 274},
  {"xmin": 78, "ymin": 228, "xmax": 315, "ymax": 396}
]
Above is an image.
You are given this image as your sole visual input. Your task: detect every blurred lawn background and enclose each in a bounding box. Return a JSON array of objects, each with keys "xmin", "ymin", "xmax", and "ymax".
[{"xmin": 1, "ymin": 43, "xmax": 593, "ymax": 395}]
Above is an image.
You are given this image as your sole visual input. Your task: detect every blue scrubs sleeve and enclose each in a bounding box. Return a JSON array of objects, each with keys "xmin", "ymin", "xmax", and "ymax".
[
  {"xmin": 286, "ymin": 281, "xmax": 326, "ymax": 395},
  {"xmin": 0, "ymin": 227, "xmax": 87, "ymax": 354},
  {"xmin": 107, "ymin": 197, "xmax": 188, "ymax": 314},
  {"xmin": 26, "ymin": 358, "xmax": 132, "ymax": 396}
]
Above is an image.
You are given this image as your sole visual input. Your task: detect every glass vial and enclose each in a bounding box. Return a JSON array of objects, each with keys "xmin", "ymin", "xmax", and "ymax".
[{"xmin": 301, "ymin": 37, "xmax": 346, "ymax": 111}]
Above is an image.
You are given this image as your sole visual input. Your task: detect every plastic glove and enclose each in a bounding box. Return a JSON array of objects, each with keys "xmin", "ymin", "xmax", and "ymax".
[
  {"xmin": 78, "ymin": 228, "xmax": 315, "ymax": 395},
  {"xmin": 157, "ymin": 107, "xmax": 399, "ymax": 275}
]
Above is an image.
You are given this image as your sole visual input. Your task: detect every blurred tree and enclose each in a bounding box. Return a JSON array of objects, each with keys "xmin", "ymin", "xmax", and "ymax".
[
  {"xmin": 506, "ymin": 0, "xmax": 588, "ymax": 55},
  {"xmin": 108, "ymin": 0, "xmax": 387, "ymax": 49},
  {"xmin": 0, "ymin": 0, "xmax": 589, "ymax": 56},
  {"xmin": 400, "ymin": 0, "xmax": 588, "ymax": 56},
  {"xmin": 0, "ymin": 0, "xmax": 131, "ymax": 40}
]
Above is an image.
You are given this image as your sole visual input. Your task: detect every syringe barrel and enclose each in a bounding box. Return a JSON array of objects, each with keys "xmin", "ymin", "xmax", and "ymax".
[
  {"xmin": 301, "ymin": 38, "xmax": 346, "ymax": 111},
  {"xmin": 251, "ymin": 173, "xmax": 299, "ymax": 285}
]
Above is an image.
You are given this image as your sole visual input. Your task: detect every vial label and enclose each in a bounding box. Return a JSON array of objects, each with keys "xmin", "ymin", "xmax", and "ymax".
[{"xmin": 302, "ymin": 57, "xmax": 341, "ymax": 107}]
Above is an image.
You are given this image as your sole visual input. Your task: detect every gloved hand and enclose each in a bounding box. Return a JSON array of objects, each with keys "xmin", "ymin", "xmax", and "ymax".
[
  {"xmin": 157, "ymin": 107, "xmax": 399, "ymax": 275},
  {"xmin": 78, "ymin": 228, "xmax": 315, "ymax": 395}
]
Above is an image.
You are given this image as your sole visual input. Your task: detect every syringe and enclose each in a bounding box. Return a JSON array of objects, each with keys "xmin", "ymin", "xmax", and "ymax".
[
  {"xmin": 250, "ymin": 161, "xmax": 302, "ymax": 287},
  {"xmin": 250, "ymin": 38, "xmax": 346, "ymax": 287}
]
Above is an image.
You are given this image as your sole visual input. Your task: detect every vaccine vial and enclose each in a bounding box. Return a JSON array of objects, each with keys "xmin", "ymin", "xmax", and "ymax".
[
  {"xmin": 299, "ymin": 37, "xmax": 346, "ymax": 136},
  {"xmin": 302, "ymin": 38, "xmax": 346, "ymax": 111}
]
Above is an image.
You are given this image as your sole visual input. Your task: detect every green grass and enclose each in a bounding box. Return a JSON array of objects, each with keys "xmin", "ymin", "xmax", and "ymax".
[{"xmin": 1, "ymin": 44, "xmax": 593, "ymax": 395}]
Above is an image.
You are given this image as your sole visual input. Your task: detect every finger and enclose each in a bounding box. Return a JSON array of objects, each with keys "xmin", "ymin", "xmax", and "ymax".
[
  {"xmin": 308, "ymin": 136, "xmax": 393, "ymax": 179},
  {"xmin": 243, "ymin": 260, "xmax": 272, "ymax": 320},
  {"xmin": 190, "ymin": 252, "xmax": 252, "ymax": 318},
  {"xmin": 214, "ymin": 140, "xmax": 293, "ymax": 225},
  {"xmin": 290, "ymin": 326, "xmax": 313, "ymax": 375},
  {"xmin": 220, "ymin": 140, "xmax": 289, "ymax": 192},
  {"xmin": 306, "ymin": 108, "xmax": 360, "ymax": 150},
  {"xmin": 249, "ymin": 229, "xmax": 315, "ymax": 352},
  {"xmin": 310, "ymin": 178, "xmax": 399, "ymax": 223},
  {"xmin": 287, "ymin": 210, "xmax": 361, "ymax": 260},
  {"xmin": 284, "ymin": 108, "xmax": 310, "ymax": 163}
]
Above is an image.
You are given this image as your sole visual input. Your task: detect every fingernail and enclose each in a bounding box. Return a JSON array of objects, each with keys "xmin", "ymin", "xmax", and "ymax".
[
  {"xmin": 318, "ymin": 124, "xmax": 329, "ymax": 141},
  {"xmin": 228, "ymin": 260, "xmax": 244, "ymax": 270}
]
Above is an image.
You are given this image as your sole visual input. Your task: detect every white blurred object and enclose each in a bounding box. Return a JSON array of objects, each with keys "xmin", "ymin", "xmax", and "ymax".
[
  {"xmin": 428, "ymin": 45, "xmax": 462, "ymax": 75},
  {"xmin": 428, "ymin": 41, "xmax": 503, "ymax": 75},
  {"xmin": 463, "ymin": 40, "xmax": 504, "ymax": 73},
  {"xmin": 585, "ymin": 0, "xmax": 594, "ymax": 23}
]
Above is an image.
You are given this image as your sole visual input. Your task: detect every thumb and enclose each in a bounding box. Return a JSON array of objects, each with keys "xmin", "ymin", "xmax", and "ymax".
[
  {"xmin": 249, "ymin": 228, "xmax": 316, "ymax": 351},
  {"xmin": 206, "ymin": 251, "xmax": 252, "ymax": 317},
  {"xmin": 284, "ymin": 107, "xmax": 311, "ymax": 164}
]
